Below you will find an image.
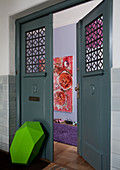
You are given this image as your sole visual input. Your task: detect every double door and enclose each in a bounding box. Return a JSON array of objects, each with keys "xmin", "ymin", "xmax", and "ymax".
[{"xmin": 19, "ymin": 1, "xmax": 111, "ymax": 169}]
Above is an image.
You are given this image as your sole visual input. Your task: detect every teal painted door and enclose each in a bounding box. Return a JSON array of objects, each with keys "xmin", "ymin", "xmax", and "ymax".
[
  {"xmin": 77, "ymin": 1, "xmax": 111, "ymax": 170},
  {"xmin": 20, "ymin": 15, "xmax": 53, "ymax": 161}
]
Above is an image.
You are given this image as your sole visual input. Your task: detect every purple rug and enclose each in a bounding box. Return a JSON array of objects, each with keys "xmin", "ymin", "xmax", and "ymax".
[{"xmin": 54, "ymin": 123, "xmax": 77, "ymax": 146}]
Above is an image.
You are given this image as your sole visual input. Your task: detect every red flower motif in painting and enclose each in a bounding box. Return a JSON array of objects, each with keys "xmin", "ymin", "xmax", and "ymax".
[{"xmin": 53, "ymin": 56, "xmax": 73, "ymax": 112}]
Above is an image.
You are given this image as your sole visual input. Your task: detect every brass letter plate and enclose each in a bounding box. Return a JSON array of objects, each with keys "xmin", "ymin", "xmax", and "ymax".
[{"xmin": 29, "ymin": 96, "xmax": 40, "ymax": 101}]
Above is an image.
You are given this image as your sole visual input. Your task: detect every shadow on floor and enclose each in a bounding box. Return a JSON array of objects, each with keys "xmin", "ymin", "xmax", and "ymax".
[{"xmin": 0, "ymin": 150, "xmax": 49, "ymax": 170}]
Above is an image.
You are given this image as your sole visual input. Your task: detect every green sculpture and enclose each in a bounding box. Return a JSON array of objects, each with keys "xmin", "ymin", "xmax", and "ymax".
[{"xmin": 10, "ymin": 121, "xmax": 45, "ymax": 165}]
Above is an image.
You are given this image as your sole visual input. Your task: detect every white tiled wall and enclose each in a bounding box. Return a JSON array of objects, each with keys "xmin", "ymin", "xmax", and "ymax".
[
  {"xmin": 0, "ymin": 75, "xmax": 16, "ymax": 152},
  {"xmin": 111, "ymin": 68, "xmax": 120, "ymax": 170},
  {"xmin": 0, "ymin": 76, "xmax": 9, "ymax": 152}
]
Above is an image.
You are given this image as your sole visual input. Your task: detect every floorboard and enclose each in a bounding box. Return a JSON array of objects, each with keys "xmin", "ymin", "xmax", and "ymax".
[{"xmin": 54, "ymin": 141, "xmax": 95, "ymax": 170}]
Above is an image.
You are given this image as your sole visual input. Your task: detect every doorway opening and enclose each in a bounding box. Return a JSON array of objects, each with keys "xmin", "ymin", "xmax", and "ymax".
[{"xmin": 53, "ymin": 0, "xmax": 103, "ymax": 169}]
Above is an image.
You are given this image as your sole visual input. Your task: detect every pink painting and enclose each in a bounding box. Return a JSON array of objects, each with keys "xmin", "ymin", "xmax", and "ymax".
[{"xmin": 53, "ymin": 56, "xmax": 73, "ymax": 113}]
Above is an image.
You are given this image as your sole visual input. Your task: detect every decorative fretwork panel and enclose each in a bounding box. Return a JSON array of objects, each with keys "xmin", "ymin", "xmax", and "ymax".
[
  {"xmin": 85, "ymin": 15, "xmax": 103, "ymax": 72},
  {"xmin": 26, "ymin": 27, "xmax": 45, "ymax": 73}
]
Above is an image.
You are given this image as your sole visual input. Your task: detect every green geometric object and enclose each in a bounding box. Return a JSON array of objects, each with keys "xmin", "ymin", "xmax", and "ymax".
[{"xmin": 10, "ymin": 121, "xmax": 45, "ymax": 165}]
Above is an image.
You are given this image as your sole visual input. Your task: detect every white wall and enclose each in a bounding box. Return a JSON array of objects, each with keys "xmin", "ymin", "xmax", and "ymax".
[{"xmin": 0, "ymin": 0, "xmax": 45, "ymax": 75}]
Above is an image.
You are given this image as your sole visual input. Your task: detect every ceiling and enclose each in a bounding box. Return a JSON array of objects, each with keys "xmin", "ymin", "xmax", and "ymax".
[{"xmin": 53, "ymin": 0, "xmax": 103, "ymax": 28}]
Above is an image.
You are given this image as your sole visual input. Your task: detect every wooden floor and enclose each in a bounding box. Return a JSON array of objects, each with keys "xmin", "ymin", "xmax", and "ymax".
[{"xmin": 54, "ymin": 141, "xmax": 94, "ymax": 170}]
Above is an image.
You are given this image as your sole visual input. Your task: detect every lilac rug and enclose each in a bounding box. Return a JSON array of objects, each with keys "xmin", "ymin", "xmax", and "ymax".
[{"xmin": 54, "ymin": 123, "xmax": 77, "ymax": 146}]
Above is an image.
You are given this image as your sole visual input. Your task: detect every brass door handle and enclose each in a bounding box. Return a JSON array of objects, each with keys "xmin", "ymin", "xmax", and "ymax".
[
  {"xmin": 75, "ymin": 86, "xmax": 79, "ymax": 91},
  {"xmin": 75, "ymin": 84, "xmax": 80, "ymax": 98}
]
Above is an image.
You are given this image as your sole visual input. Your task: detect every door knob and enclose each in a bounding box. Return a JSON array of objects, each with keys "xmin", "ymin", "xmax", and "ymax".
[
  {"xmin": 75, "ymin": 84, "xmax": 80, "ymax": 98},
  {"xmin": 75, "ymin": 86, "xmax": 79, "ymax": 91}
]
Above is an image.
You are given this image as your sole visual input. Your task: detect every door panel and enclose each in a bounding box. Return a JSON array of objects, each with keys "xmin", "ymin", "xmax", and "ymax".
[
  {"xmin": 82, "ymin": 77, "xmax": 101, "ymax": 150},
  {"xmin": 20, "ymin": 15, "xmax": 53, "ymax": 161},
  {"xmin": 77, "ymin": 1, "xmax": 110, "ymax": 170},
  {"xmin": 21, "ymin": 78, "xmax": 45, "ymax": 121},
  {"xmin": 82, "ymin": 76, "xmax": 102, "ymax": 170}
]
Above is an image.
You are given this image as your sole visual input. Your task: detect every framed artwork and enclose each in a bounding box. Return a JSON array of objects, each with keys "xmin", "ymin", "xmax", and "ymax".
[{"xmin": 53, "ymin": 56, "xmax": 73, "ymax": 112}]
